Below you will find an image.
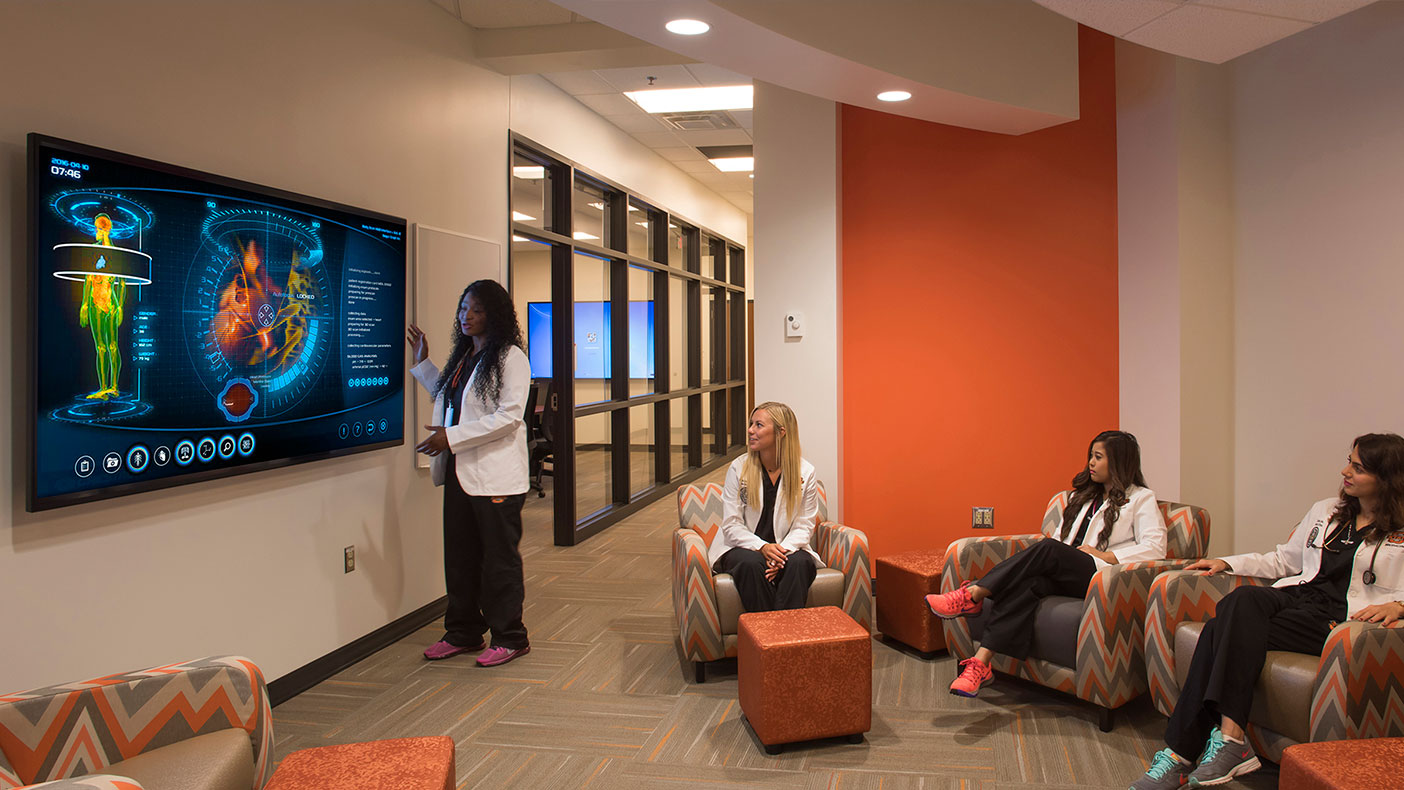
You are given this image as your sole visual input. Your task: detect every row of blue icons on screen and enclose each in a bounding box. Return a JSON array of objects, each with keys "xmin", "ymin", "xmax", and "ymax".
[
  {"xmin": 348, "ymin": 377, "xmax": 390, "ymax": 387},
  {"xmin": 339, "ymin": 419, "xmax": 390, "ymax": 439},
  {"xmin": 72, "ymin": 433, "xmax": 255, "ymax": 478}
]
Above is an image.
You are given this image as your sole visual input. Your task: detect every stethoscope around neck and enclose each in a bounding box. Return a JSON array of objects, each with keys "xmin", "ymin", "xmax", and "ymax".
[{"xmin": 1306, "ymin": 518, "xmax": 1384, "ymax": 586}]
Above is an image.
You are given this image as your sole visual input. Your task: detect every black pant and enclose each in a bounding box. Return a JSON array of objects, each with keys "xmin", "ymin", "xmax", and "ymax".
[
  {"xmin": 1164, "ymin": 585, "xmax": 1335, "ymax": 757},
  {"xmin": 975, "ymin": 537, "xmax": 1097, "ymax": 660},
  {"xmin": 715, "ymin": 547, "xmax": 818, "ymax": 613},
  {"xmin": 442, "ymin": 469, "xmax": 529, "ymax": 650}
]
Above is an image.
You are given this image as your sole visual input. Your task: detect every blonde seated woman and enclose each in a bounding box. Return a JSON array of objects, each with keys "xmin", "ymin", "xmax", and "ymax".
[{"xmin": 709, "ymin": 402, "xmax": 823, "ymax": 612}]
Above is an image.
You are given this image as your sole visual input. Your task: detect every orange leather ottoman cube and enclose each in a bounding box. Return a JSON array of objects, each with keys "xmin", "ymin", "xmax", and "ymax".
[
  {"xmin": 738, "ymin": 606, "xmax": 872, "ymax": 754},
  {"xmin": 266, "ymin": 736, "xmax": 455, "ymax": 790},
  {"xmin": 874, "ymin": 550, "xmax": 947, "ymax": 656},
  {"xmin": 1280, "ymin": 738, "xmax": 1404, "ymax": 790}
]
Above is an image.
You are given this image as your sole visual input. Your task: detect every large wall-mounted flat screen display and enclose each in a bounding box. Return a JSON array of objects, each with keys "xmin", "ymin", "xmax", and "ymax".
[
  {"xmin": 27, "ymin": 134, "xmax": 407, "ymax": 511},
  {"xmin": 526, "ymin": 301, "xmax": 654, "ymax": 379}
]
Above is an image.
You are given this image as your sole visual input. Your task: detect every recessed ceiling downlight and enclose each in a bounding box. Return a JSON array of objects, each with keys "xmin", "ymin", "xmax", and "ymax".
[
  {"xmin": 666, "ymin": 19, "xmax": 710, "ymax": 35},
  {"xmin": 877, "ymin": 90, "xmax": 912, "ymax": 102}
]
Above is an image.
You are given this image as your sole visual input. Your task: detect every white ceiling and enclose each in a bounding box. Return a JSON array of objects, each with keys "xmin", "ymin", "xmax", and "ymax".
[
  {"xmin": 1033, "ymin": 0, "xmax": 1378, "ymax": 63},
  {"xmin": 541, "ymin": 64, "xmax": 756, "ymax": 214}
]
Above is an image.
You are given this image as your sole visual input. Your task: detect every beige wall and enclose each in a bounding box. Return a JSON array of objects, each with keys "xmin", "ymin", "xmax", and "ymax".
[
  {"xmin": 0, "ymin": 0, "xmax": 508, "ymax": 692},
  {"xmin": 1116, "ymin": 43, "xmax": 1235, "ymax": 555},
  {"xmin": 752, "ymin": 82, "xmax": 840, "ymax": 516},
  {"xmin": 1231, "ymin": 3, "xmax": 1404, "ymax": 548}
]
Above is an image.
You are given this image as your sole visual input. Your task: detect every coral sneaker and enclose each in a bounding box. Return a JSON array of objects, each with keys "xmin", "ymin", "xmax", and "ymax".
[
  {"xmin": 949, "ymin": 658, "xmax": 994, "ymax": 697},
  {"xmin": 423, "ymin": 639, "xmax": 484, "ymax": 661},
  {"xmin": 476, "ymin": 645, "xmax": 530, "ymax": 667},
  {"xmin": 926, "ymin": 581, "xmax": 984, "ymax": 619}
]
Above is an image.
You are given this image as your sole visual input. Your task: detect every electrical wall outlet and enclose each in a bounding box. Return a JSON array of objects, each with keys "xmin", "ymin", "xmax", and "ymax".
[
  {"xmin": 344, "ymin": 545, "xmax": 356, "ymax": 573},
  {"xmin": 972, "ymin": 507, "xmax": 994, "ymax": 529}
]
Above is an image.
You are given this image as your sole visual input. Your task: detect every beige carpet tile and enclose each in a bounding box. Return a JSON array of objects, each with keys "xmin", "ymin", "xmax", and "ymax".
[
  {"xmin": 272, "ymin": 465, "xmax": 1285, "ymax": 788},
  {"xmin": 471, "ymin": 687, "xmax": 677, "ymax": 757}
]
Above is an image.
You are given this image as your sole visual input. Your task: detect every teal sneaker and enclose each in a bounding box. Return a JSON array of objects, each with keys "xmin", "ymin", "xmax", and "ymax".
[
  {"xmin": 1187, "ymin": 728, "xmax": 1260, "ymax": 786},
  {"xmin": 1128, "ymin": 747, "xmax": 1193, "ymax": 790}
]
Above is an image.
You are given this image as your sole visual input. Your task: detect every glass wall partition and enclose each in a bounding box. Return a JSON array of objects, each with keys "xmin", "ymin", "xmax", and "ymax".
[{"xmin": 510, "ymin": 135, "xmax": 748, "ymax": 546}]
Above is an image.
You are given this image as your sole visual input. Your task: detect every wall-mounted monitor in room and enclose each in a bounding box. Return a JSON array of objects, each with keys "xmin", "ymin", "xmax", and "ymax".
[
  {"xmin": 27, "ymin": 134, "xmax": 407, "ymax": 511},
  {"xmin": 526, "ymin": 301, "xmax": 654, "ymax": 379}
]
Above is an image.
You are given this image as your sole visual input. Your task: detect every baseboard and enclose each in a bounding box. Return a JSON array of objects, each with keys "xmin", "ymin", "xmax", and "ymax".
[{"xmin": 267, "ymin": 596, "xmax": 447, "ymax": 706}]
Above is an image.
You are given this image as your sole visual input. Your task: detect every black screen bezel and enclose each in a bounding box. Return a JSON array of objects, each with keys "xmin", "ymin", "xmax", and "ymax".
[{"xmin": 26, "ymin": 133, "xmax": 408, "ymax": 512}]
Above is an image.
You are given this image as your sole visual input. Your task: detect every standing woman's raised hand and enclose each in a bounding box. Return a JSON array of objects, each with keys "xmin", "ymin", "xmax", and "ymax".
[{"xmin": 407, "ymin": 323, "xmax": 429, "ymax": 365}]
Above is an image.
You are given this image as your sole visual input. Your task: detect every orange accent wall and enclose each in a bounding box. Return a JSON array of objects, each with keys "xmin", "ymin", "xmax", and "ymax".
[{"xmin": 840, "ymin": 27, "xmax": 1119, "ymax": 558}]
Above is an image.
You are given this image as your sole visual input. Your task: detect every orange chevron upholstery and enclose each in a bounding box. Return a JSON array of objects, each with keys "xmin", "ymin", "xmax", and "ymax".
[
  {"xmin": 941, "ymin": 492, "xmax": 1210, "ymax": 729},
  {"xmin": 1146, "ymin": 570, "xmax": 1404, "ymax": 762},
  {"xmin": 0, "ymin": 656, "xmax": 272, "ymax": 789},
  {"xmin": 673, "ymin": 480, "xmax": 872, "ymax": 673}
]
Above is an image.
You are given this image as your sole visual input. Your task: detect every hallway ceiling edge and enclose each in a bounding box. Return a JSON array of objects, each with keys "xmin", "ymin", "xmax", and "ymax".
[{"xmin": 549, "ymin": 0, "xmax": 1083, "ymax": 136}]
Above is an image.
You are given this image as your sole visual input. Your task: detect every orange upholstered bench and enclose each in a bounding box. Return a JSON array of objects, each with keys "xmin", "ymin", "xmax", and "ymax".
[
  {"xmin": 738, "ymin": 606, "xmax": 871, "ymax": 754},
  {"xmin": 875, "ymin": 550, "xmax": 947, "ymax": 656},
  {"xmin": 1280, "ymin": 738, "xmax": 1404, "ymax": 790},
  {"xmin": 266, "ymin": 736, "xmax": 455, "ymax": 790}
]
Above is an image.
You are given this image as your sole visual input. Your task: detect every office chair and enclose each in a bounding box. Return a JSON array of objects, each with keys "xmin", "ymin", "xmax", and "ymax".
[{"xmin": 528, "ymin": 380, "xmax": 555, "ymax": 496}]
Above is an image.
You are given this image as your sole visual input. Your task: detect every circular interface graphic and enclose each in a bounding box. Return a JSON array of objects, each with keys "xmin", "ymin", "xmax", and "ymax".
[{"xmin": 184, "ymin": 207, "xmax": 331, "ymax": 419}]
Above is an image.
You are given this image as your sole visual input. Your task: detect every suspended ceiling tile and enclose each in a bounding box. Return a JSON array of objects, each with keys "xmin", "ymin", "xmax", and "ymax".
[
  {"xmin": 1125, "ymin": 3, "xmax": 1313, "ymax": 62},
  {"xmin": 456, "ymin": 0, "xmax": 577, "ymax": 28},
  {"xmin": 595, "ymin": 64, "xmax": 701, "ymax": 92},
  {"xmin": 683, "ymin": 63, "xmax": 754, "ymax": 87},
  {"xmin": 729, "ymin": 109, "xmax": 754, "ymax": 129},
  {"xmin": 603, "ymin": 112, "xmax": 669, "ymax": 133},
  {"xmin": 575, "ymin": 92, "xmax": 645, "ymax": 115},
  {"xmin": 1196, "ymin": 0, "xmax": 1376, "ymax": 24},
  {"xmin": 1033, "ymin": 0, "xmax": 1181, "ymax": 37},
  {"xmin": 631, "ymin": 130, "xmax": 687, "ymax": 147},
  {"xmin": 654, "ymin": 146, "xmax": 708, "ymax": 162},
  {"xmin": 542, "ymin": 70, "xmax": 619, "ymax": 96},
  {"xmin": 672, "ymin": 159, "xmax": 716, "ymax": 173},
  {"xmin": 675, "ymin": 128, "xmax": 754, "ymax": 147}
]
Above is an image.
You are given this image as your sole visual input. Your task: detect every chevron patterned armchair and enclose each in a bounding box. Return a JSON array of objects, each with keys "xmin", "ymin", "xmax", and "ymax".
[
  {"xmin": 1145, "ymin": 568, "xmax": 1404, "ymax": 762},
  {"xmin": 673, "ymin": 480, "xmax": 872, "ymax": 681},
  {"xmin": 0, "ymin": 656, "xmax": 273, "ymax": 790},
  {"xmin": 940, "ymin": 492, "xmax": 1210, "ymax": 731}
]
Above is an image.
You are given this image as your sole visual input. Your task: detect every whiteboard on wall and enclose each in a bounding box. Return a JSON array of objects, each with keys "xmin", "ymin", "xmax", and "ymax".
[{"xmin": 411, "ymin": 224, "xmax": 505, "ymax": 468}]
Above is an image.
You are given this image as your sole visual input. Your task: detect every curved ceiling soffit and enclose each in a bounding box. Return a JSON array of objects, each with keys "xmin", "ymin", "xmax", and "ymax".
[{"xmin": 549, "ymin": 0, "xmax": 1084, "ymax": 135}]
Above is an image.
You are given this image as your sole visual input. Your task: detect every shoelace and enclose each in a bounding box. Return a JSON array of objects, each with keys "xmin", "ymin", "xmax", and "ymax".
[
  {"xmin": 1198, "ymin": 729, "xmax": 1225, "ymax": 765},
  {"xmin": 1146, "ymin": 749, "xmax": 1183, "ymax": 779}
]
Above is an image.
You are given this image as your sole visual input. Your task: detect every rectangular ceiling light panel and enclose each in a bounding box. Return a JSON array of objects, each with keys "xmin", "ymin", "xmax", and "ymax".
[{"xmin": 624, "ymin": 85, "xmax": 753, "ymax": 114}]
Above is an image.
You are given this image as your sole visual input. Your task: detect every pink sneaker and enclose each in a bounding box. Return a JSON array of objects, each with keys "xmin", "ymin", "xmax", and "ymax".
[
  {"xmin": 926, "ymin": 581, "xmax": 984, "ymax": 619},
  {"xmin": 949, "ymin": 658, "xmax": 994, "ymax": 697},
  {"xmin": 423, "ymin": 639, "xmax": 484, "ymax": 661},
  {"xmin": 476, "ymin": 645, "xmax": 530, "ymax": 667}
]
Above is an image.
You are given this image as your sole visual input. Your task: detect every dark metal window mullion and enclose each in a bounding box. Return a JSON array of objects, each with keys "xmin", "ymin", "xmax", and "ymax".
[
  {"xmin": 651, "ymin": 211, "xmax": 671, "ymax": 485},
  {"xmin": 551, "ymin": 161, "xmax": 578, "ymax": 546}
]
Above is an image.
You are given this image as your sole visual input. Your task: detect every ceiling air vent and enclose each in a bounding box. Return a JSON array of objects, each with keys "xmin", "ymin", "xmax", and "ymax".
[{"xmin": 658, "ymin": 111, "xmax": 739, "ymax": 132}]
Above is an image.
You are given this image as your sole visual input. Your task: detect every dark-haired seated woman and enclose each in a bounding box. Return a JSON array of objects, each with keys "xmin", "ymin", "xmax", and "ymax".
[
  {"xmin": 710, "ymin": 401, "xmax": 823, "ymax": 613},
  {"xmin": 926, "ymin": 430, "xmax": 1167, "ymax": 697},
  {"xmin": 1128, "ymin": 432, "xmax": 1404, "ymax": 790}
]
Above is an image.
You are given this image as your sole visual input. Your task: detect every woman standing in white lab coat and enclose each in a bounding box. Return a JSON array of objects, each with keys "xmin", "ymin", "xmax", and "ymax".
[{"xmin": 407, "ymin": 279, "xmax": 532, "ymax": 668}]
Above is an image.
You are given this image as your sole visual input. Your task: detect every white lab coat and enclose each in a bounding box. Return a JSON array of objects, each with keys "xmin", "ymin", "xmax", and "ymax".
[
  {"xmin": 711, "ymin": 455, "xmax": 824, "ymax": 569},
  {"xmin": 1057, "ymin": 485, "xmax": 1168, "ymax": 569},
  {"xmin": 410, "ymin": 345, "xmax": 530, "ymax": 496},
  {"xmin": 1220, "ymin": 497, "xmax": 1404, "ymax": 614}
]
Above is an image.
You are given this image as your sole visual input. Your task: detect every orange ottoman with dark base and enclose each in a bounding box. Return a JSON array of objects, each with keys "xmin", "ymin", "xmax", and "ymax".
[
  {"xmin": 738, "ymin": 606, "xmax": 872, "ymax": 754},
  {"xmin": 1280, "ymin": 738, "xmax": 1404, "ymax": 790},
  {"xmin": 875, "ymin": 550, "xmax": 947, "ymax": 656},
  {"xmin": 267, "ymin": 736, "xmax": 455, "ymax": 790}
]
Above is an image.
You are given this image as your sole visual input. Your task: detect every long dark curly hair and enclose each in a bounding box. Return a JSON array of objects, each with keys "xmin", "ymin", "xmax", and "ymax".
[
  {"xmin": 1058, "ymin": 430, "xmax": 1147, "ymax": 551},
  {"xmin": 433, "ymin": 279, "xmax": 523, "ymax": 406},
  {"xmin": 1332, "ymin": 433, "xmax": 1404, "ymax": 544}
]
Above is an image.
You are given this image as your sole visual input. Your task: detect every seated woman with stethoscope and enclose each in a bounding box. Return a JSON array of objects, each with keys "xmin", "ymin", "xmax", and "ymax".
[{"xmin": 1128, "ymin": 432, "xmax": 1404, "ymax": 790}]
